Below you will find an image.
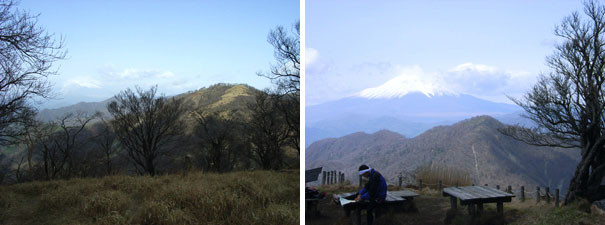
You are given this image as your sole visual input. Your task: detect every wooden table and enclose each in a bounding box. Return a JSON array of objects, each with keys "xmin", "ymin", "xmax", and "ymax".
[
  {"xmin": 389, "ymin": 190, "xmax": 420, "ymax": 211},
  {"xmin": 389, "ymin": 190, "xmax": 420, "ymax": 200},
  {"xmin": 442, "ymin": 186, "xmax": 515, "ymax": 216},
  {"xmin": 333, "ymin": 192, "xmax": 410, "ymax": 225}
]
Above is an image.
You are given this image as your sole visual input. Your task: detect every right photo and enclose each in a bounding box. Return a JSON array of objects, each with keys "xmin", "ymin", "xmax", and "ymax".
[{"xmin": 304, "ymin": 1, "xmax": 605, "ymax": 225}]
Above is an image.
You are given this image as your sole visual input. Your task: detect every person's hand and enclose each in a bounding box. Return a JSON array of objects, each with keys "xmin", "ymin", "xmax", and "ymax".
[{"xmin": 354, "ymin": 194, "xmax": 361, "ymax": 202}]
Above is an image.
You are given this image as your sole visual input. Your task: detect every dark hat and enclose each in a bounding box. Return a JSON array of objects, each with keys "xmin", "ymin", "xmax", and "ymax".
[{"xmin": 358, "ymin": 165, "xmax": 369, "ymax": 171}]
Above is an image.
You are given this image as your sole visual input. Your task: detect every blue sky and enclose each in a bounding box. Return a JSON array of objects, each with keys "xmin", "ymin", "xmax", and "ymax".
[
  {"xmin": 19, "ymin": 1, "xmax": 299, "ymax": 109},
  {"xmin": 306, "ymin": 0, "xmax": 585, "ymax": 105}
]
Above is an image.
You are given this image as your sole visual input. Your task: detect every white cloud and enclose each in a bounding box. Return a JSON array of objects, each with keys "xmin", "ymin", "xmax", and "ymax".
[
  {"xmin": 109, "ymin": 68, "xmax": 176, "ymax": 79},
  {"xmin": 306, "ymin": 47, "xmax": 319, "ymax": 66},
  {"xmin": 63, "ymin": 77, "xmax": 102, "ymax": 89},
  {"xmin": 449, "ymin": 63, "xmax": 497, "ymax": 73}
]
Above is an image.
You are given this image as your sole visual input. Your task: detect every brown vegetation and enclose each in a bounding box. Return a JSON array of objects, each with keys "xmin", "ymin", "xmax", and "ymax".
[
  {"xmin": 415, "ymin": 164, "xmax": 472, "ymax": 188},
  {"xmin": 0, "ymin": 170, "xmax": 298, "ymax": 225}
]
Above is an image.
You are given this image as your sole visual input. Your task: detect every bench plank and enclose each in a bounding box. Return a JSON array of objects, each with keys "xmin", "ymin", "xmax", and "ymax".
[{"xmin": 389, "ymin": 190, "xmax": 420, "ymax": 198}]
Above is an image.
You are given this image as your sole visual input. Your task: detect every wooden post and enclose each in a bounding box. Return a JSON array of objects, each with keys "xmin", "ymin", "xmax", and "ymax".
[
  {"xmin": 546, "ymin": 187, "xmax": 550, "ymax": 204},
  {"xmin": 468, "ymin": 203, "xmax": 475, "ymax": 216},
  {"xmin": 331, "ymin": 171, "xmax": 335, "ymax": 184},
  {"xmin": 341, "ymin": 173, "xmax": 344, "ymax": 184},
  {"xmin": 419, "ymin": 179, "xmax": 423, "ymax": 190},
  {"xmin": 496, "ymin": 201, "xmax": 503, "ymax": 215},
  {"xmin": 485, "ymin": 184, "xmax": 488, "ymax": 187},
  {"xmin": 438, "ymin": 180, "xmax": 442, "ymax": 192},
  {"xmin": 332, "ymin": 171, "xmax": 336, "ymax": 184},
  {"xmin": 496, "ymin": 185, "xmax": 500, "ymax": 190},
  {"xmin": 536, "ymin": 187, "xmax": 540, "ymax": 203},
  {"xmin": 322, "ymin": 171, "xmax": 326, "ymax": 185},
  {"xmin": 520, "ymin": 186, "xmax": 525, "ymax": 202},
  {"xmin": 450, "ymin": 196, "xmax": 457, "ymax": 211},
  {"xmin": 476, "ymin": 203, "xmax": 483, "ymax": 215},
  {"xmin": 398, "ymin": 176, "xmax": 402, "ymax": 189},
  {"xmin": 507, "ymin": 185, "xmax": 512, "ymax": 194},
  {"xmin": 555, "ymin": 189, "xmax": 560, "ymax": 207},
  {"xmin": 356, "ymin": 207, "xmax": 362, "ymax": 225}
]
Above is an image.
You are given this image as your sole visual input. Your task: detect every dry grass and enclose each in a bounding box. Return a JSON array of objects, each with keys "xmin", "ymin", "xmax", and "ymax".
[
  {"xmin": 415, "ymin": 164, "xmax": 472, "ymax": 188},
  {"xmin": 0, "ymin": 170, "xmax": 298, "ymax": 225}
]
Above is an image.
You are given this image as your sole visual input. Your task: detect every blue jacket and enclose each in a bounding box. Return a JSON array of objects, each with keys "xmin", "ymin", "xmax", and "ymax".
[{"xmin": 358, "ymin": 169, "xmax": 387, "ymax": 201}]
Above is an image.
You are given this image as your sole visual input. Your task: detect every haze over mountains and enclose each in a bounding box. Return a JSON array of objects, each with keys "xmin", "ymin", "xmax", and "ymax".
[
  {"xmin": 306, "ymin": 92, "xmax": 528, "ymax": 146},
  {"xmin": 306, "ymin": 115, "xmax": 579, "ymax": 193}
]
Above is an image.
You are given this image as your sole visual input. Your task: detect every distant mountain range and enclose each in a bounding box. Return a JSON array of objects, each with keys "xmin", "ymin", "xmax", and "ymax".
[
  {"xmin": 37, "ymin": 83, "xmax": 258, "ymax": 124},
  {"xmin": 305, "ymin": 92, "xmax": 530, "ymax": 146},
  {"xmin": 306, "ymin": 115, "xmax": 579, "ymax": 194}
]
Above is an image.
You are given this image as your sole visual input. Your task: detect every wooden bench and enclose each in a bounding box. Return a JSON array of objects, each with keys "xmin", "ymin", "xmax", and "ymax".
[
  {"xmin": 389, "ymin": 190, "xmax": 420, "ymax": 211},
  {"xmin": 333, "ymin": 192, "xmax": 410, "ymax": 225},
  {"xmin": 442, "ymin": 186, "xmax": 515, "ymax": 216},
  {"xmin": 389, "ymin": 190, "xmax": 420, "ymax": 200},
  {"xmin": 305, "ymin": 167, "xmax": 323, "ymax": 216}
]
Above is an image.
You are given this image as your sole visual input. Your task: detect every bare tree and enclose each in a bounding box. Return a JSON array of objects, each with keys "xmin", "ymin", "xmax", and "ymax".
[
  {"xmin": 192, "ymin": 110, "xmax": 241, "ymax": 172},
  {"xmin": 0, "ymin": 0, "xmax": 66, "ymax": 145},
  {"xmin": 501, "ymin": 0, "xmax": 605, "ymax": 204},
  {"xmin": 107, "ymin": 86, "xmax": 185, "ymax": 176},
  {"xmin": 247, "ymin": 91, "xmax": 290, "ymax": 170},
  {"xmin": 258, "ymin": 21, "xmax": 300, "ymax": 95},
  {"xmin": 38, "ymin": 112, "xmax": 98, "ymax": 180},
  {"xmin": 258, "ymin": 21, "xmax": 300, "ymax": 153},
  {"xmin": 91, "ymin": 118, "xmax": 119, "ymax": 176},
  {"xmin": 274, "ymin": 91, "xmax": 299, "ymax": 153},
  {"xmin": 21, "ymin": 115, "xmax": 54, "ymax": 173}
]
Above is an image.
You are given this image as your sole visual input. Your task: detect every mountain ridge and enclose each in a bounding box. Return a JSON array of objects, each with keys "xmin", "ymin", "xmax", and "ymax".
[
  {"xmin": 36, "ymin": 83, "xmax": 258, "ymax": 122},
  {"xmin": 306, "ymin": 115, "xmax": 579, "ymax": 194},
  {"xmin": 305, "ymin": 92, "xmax": 523, "ymax": 146}
]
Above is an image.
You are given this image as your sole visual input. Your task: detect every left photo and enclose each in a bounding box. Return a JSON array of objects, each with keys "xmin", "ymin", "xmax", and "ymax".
[{"xmin": 0, "ymin": 1, "xmax": 299, "ymax": 224}]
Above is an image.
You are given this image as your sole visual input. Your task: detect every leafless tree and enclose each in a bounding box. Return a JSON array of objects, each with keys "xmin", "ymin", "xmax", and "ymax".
[
  {"xmin": 38, "ymin": 112, "xmax": 98, "ymax": 180},
  {"xmin": 91, "ymin": 118, "xmax": 119, "ymax": 176},
  {"xmin": 501, "ymin": 0, "xmax": 605, "ymax": 204},
  {"xmin": 21, "ymin": 115, "xmax": 54, "ymax": 173},
  {"xmin": 274, "ymin": 91, "xmax": 299, "ymax": 153},
  {"xmin": 192, "ymin": 110, "xmax": 241, "ymax": 172},
  {"xmin": 107, "ymin": 86, "xmax": 186, "ymax": 176},
  {"xmin": 247, "ymin": 91, "xmax": 290, "ymax": 170},
  {"xmin": 258, "ymin": 21, "xmax": 300, "ymax": 153},
  {"xmin": 258, "ymin": 21, "xmax": 300, "ymax": 95},
  {"xmin": 0, "ymin": 0, "xmax": 66, "ymax": 145}
]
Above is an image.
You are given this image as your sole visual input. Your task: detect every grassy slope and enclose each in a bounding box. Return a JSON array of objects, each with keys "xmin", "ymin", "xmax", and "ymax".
[
  {"xmin": 306, "ymin": 185, "xmax": 605, "ymax": 225},
  {"xmin": 0, "ymin": 170, "xmax": 298, "ymax": 225}
]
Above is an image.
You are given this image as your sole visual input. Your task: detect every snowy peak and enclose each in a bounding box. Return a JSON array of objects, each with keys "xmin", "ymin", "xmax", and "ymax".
[{"xmin": 358, "ymin": 66, "xmax": 456, "ymax": 98}]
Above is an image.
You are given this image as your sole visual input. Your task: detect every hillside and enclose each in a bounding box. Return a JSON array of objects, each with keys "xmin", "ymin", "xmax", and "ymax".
[
  {"xmin": 0, "ymin": 170, "xmax": 298, "ymax": 225},
  {"xmin": 306, "ymin": 115, "xmax": 580, "ymax": 193},
  {"xmin": 37, "ymin": 83, "xmax": 258, "ymax": 123}
]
